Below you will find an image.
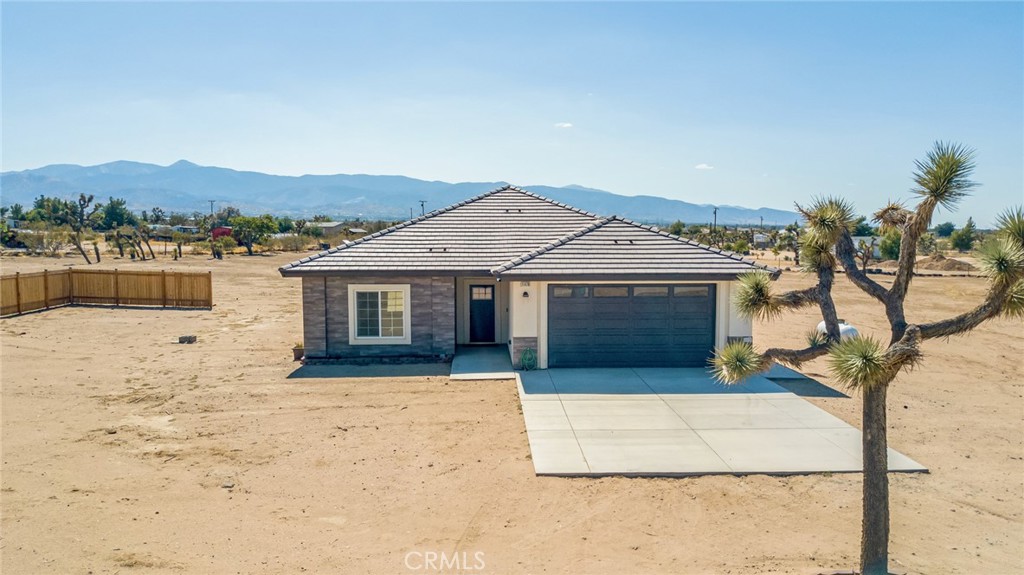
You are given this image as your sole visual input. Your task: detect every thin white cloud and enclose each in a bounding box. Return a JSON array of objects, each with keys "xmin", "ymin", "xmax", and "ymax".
[
  {"xmin": 554, "ymin": 122, "xmax": 573, "ymax": 129},
  {"xmin": 694, "ymin": 163, "xmax": 715, "ymax": 170}
]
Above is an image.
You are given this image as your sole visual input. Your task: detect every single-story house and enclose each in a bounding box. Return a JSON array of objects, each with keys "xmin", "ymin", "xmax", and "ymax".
[
  {"xmin": 308, "ymin": 221, "xmax": 348, "ymax": 236},
  {"xmin": 280, "ymin": 186, "xmax": 777, "ymax": 368}
]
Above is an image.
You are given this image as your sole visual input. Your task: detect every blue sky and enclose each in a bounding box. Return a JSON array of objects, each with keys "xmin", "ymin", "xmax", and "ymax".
[{"xmin": 3, "ymin": 1, "xmax": 1022, "ymax": 225}]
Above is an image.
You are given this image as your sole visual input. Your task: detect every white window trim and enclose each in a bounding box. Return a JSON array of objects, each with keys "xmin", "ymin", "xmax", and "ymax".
[{"xmin": 347, "ymin": 284, "xmax": 412, "ymax": 346}]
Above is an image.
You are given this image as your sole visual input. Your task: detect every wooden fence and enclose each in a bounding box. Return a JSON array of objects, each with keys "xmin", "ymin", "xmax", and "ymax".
[{"xmin": 1, "ymin": 269, "xmax": 213, "ymax": 317}]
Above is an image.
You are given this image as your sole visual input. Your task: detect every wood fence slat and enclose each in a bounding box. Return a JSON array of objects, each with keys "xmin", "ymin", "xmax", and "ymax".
[
  {"xmin": 15, "ymin": 272, "xmax": 22, "ymax": 315},
  {"xmin": 1, "ymin": 268, "xmax": 211, "ymax": 317}
]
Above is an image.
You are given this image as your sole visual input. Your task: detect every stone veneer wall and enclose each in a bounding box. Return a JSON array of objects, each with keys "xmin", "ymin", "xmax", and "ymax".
[
  {"xmin": 510, "ymin": 336, "xmax": 539, "ymax": 369},
  {"xmin": 301, "ymin": 276, "xmax": 455, "ymax": 363}
]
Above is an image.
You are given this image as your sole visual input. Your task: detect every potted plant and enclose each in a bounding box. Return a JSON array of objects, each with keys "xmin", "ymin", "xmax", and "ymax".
[{"xmin": 292, "ymin": 342, "xmax": 304, "ymax": 362}]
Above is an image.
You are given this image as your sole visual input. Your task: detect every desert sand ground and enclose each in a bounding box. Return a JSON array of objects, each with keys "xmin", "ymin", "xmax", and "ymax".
[{"xmin": 1, "ymin": 250, "xmax": 1021, "ymax": 574}]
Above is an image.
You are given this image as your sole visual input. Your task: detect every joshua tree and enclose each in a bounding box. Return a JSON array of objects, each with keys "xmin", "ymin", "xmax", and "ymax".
[
  {"xmin": 711, "ymin": 142, "xmax": 1023, "ymax": 575},
  {"xmin": 64, "ymin": 193, "xmax": 100, "ymax": 264},
  {"xmin": 857, "ymin": 237, "xmax": 878, "ymax": 271}
]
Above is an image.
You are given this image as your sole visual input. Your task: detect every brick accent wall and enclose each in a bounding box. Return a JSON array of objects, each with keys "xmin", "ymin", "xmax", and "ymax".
[
  {"xmin": 510, "ymin": 336, "xmax": 538, "ymax": 369},
  {"xmin": 301, "ymin": 275, "xmax": 456, "ymax": 362}
]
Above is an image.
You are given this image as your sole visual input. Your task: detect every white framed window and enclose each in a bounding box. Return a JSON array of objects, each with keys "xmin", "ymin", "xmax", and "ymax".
[{"xmin": 347, "ymin": 284, "xmax": 412, "ymax": 345}]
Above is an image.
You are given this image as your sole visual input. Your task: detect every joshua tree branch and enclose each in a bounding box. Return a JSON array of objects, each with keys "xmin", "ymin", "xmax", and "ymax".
[
  {"xmin": 773, "ymin": 286, "xmax": 821, "ymax": 309},
  {"xmin": 836, "ymin": 231, "xmax": 889, "ymax": 304},
  {"xmin": 763, "ymin": 344, "xmax": 830, "ymax": 368},
  {"xmin": 917, "ymin": 283, "xmax": 1013, "ymax": 340},
  {"xmin": 882, "ymin": 326, "xmax": 923, "ymax": 373}
]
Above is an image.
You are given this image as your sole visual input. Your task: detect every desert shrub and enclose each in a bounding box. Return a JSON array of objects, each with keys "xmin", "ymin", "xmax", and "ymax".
[
  {"xmin": 192, "ymin": 240, "xmax": 211, "ymax": 255},
  {"xmin": 19, "ymin": 223, "xmax": 71, "ymax": 256},
  {"xmin": 879, "ymin": 230, "xmax": 901, "ymax": 260},
  {"xmin": 275, "ymin": 235, "xmax": 310, "ymax": 251},
  {"xmin": 916, "ymin": 233, "xmax": 937, "ymax": 255}
]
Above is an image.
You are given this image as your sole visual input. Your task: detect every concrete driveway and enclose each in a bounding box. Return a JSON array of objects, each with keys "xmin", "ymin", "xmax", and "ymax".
[{"xmin": 517, "ymin": 367, "xmax": 926, "ymax": 476}]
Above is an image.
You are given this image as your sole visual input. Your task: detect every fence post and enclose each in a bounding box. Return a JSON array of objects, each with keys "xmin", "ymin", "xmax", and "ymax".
[
  {"xmin": 15, "ymin": 272, "xmax": 22, "ymax": 315},
  {"xmin": 114, "ymin": 268, "xmax": 120, "ymax": 306},
  {"xmin": 161, "ymin": 270, "xmax": 167, "ymax": 308},
  {"xmin": 68, "ymin": 270, "xmax": 75, "ymax": 304},
  {"xmin": 208, "ymin": 271, "xmax": 213, "ymax": 308},
  {"xmin": 43, "ymin": 270, "xmax": 50, "ymax": 309}
]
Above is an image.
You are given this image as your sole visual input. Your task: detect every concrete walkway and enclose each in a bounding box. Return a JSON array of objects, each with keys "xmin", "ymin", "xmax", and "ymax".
[
  {"xmin": 518, "ymin": 367, "xmax": 926, "ymax": 476},
  {"xmin": 450, "ymin": 346, "xmax": 515, "ymax": 380}
]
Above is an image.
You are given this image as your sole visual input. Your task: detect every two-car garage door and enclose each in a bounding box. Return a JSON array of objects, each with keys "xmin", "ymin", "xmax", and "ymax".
[{"xmin": 547, "ymin": 284, "xmax": 716, "ymax": 368}]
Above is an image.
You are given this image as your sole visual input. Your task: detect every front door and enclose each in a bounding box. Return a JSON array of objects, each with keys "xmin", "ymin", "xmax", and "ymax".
[{"xmin": 469, "ymin": 285, "xmax": 496, "ymax": 343}]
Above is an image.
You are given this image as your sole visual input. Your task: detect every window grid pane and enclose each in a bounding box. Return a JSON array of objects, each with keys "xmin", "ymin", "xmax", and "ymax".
[
  {"xmin": 674, "ymin": 286, "xmax": 709, "ymax": 297},
  {"xmin": 356, "ymin": 290, "xmax": 404, "ymax": 339},
  {"xmin": 633, "ymin": 286, "xmax": 669, "ymax": 297}
]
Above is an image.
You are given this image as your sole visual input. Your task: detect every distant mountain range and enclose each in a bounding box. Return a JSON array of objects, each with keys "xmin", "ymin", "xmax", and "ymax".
[{"xmin": 1, "ymin": 160, "xmax": 800, "ymax": 225}]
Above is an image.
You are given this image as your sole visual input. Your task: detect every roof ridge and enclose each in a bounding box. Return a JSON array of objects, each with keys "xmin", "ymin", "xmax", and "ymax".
[
  {"xmin": 489, "ymin": 216, "xmax": 613, "ymax": 275},
  {"xmin": 278, "ymin": 184, "xmax": 519, "ymax": 271},
  {"xmin": 512, "ymin": 187, "xmax": 603, "ymax": 219}
]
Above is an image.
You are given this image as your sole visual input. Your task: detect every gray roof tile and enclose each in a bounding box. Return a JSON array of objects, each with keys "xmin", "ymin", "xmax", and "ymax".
[{"xmin": 280, "ymin": 186, "xmax": 777, "ymax": 278}]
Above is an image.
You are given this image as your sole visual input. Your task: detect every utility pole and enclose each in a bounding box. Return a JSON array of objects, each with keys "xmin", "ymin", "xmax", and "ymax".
[
  {"xmin": 410, "ymin": 208, "xmax": 414, "ymax": 219},
  {"xmin": 419, "ymin": 200, "xmax": 427, "ymax": 216},
  {"xmin": 209, "ymin": 200, "xmax": 215, "ymax": 217},
  {"xmin": 760, "ymin": 216, "xmax": 764, "ymax": 230}
]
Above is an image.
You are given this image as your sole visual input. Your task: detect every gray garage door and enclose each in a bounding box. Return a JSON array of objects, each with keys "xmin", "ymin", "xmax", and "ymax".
[{"xmin": 547, "ymin": 284, "xmax": 716, "ymax": 368}]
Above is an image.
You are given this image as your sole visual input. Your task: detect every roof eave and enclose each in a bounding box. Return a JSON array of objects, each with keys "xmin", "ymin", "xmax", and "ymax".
[
  {"xmin": 279, "ymin": 267, "xmax": 496, "ymax": 278},
  {"xmin": 492, "ymin": 272, "xmax": 762, "ymax": 282}
]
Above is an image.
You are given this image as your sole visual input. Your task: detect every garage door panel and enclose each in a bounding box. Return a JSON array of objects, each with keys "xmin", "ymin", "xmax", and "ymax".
[{"xmin": 548, "ymin": 284, "xmax": 716, "ymax": 368}]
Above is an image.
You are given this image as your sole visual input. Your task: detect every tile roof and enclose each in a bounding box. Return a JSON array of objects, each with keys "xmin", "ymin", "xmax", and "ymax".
[
  {"xmin": 279, "ymin": 185, "xmax": 777, "ymax": 279},
  {"xmin": 490, "ymin": 217, "xmax": 774, "ymax": 279},
  {"xmin": 279, "ymin": 186, "xmax": 598, "ymax": 276}
]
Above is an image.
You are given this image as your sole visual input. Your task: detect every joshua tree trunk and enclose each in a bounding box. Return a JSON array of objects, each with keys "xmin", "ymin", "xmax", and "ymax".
[
  {"xmin": 71, "ymin": 233, "xmax": 93, "ymax": 264},
  {"xmin": 861, "ymin": 381, "xmax": 891, "ymax": 575}
]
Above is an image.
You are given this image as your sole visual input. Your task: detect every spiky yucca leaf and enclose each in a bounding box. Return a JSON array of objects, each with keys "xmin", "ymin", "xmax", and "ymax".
[
  {"xmin": 797, "ymin": 197, "xmax": 855, "ymax": 243},
  {"xmin": 827, "ymin": 335, "xmax": 889, "ymax": 391},
  {"xmin": 996, "ymin": 206, "xmax": 1024, "ymax": 250},
  {"xmin": 799, "ymin": 228, "xmax": 837, "ymax": 273},
  {"xmin": 873, "ymin": 201, "xmax": 911, "ymax": 233},
  {"xmin": 911, "ymin": 141, "xmax": 978, "ymax": 212},
  {"xmin": 1002, "ymin": 279, "xmax": 1024, "ymax": 320},
  {"xmin": 979, "ymin": 237, "xmax": 1024, "ymax": 288},
  {"xmin": 806, "ymin": 329, "xmax": 827, "ymax": 348},
  {"xmin": 733, "ymin": 271, "xmax": 781, "ymax": 321},
  {"xmin": 711, "ymin": 341, "xmax": 765, "ymax": 384}
]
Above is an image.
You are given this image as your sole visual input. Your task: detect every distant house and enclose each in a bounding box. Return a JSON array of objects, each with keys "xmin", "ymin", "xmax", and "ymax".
[
  {"xmin": 348, "ymin": 227, "xmax": 368, "ymax": 235},
  {"xmin": 172, "ymin": 225, "xmax": 200, "ymax": 234},
  {"xmin": 279, "ymin": 186, "xmax": 777, "ymax": 368},
  {"xmin": 151, "ymin": 225, "xmax": 175, "ymax": 241},
  {"xmin": 309, "ymin": 222, "xmax": 347, "ymax": 236},
  {"xmin": 752, "ymin": 233, "xmax": 771, "ymax": 249},
  {"xmin": 212, "ymin": 226, "xmax": 233, "ymax": 240}
]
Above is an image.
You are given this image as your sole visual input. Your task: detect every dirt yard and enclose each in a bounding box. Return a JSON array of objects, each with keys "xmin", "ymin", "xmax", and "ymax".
[{"xmin": 2, "ymin": 251, "xmax": 1021, "ymax": 574}]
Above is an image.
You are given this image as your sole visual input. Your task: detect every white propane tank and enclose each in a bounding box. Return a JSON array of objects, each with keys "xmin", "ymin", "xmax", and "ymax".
[{"xmin": 816, "ymin": 319, "xmax": 859, "ymax": 340}]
